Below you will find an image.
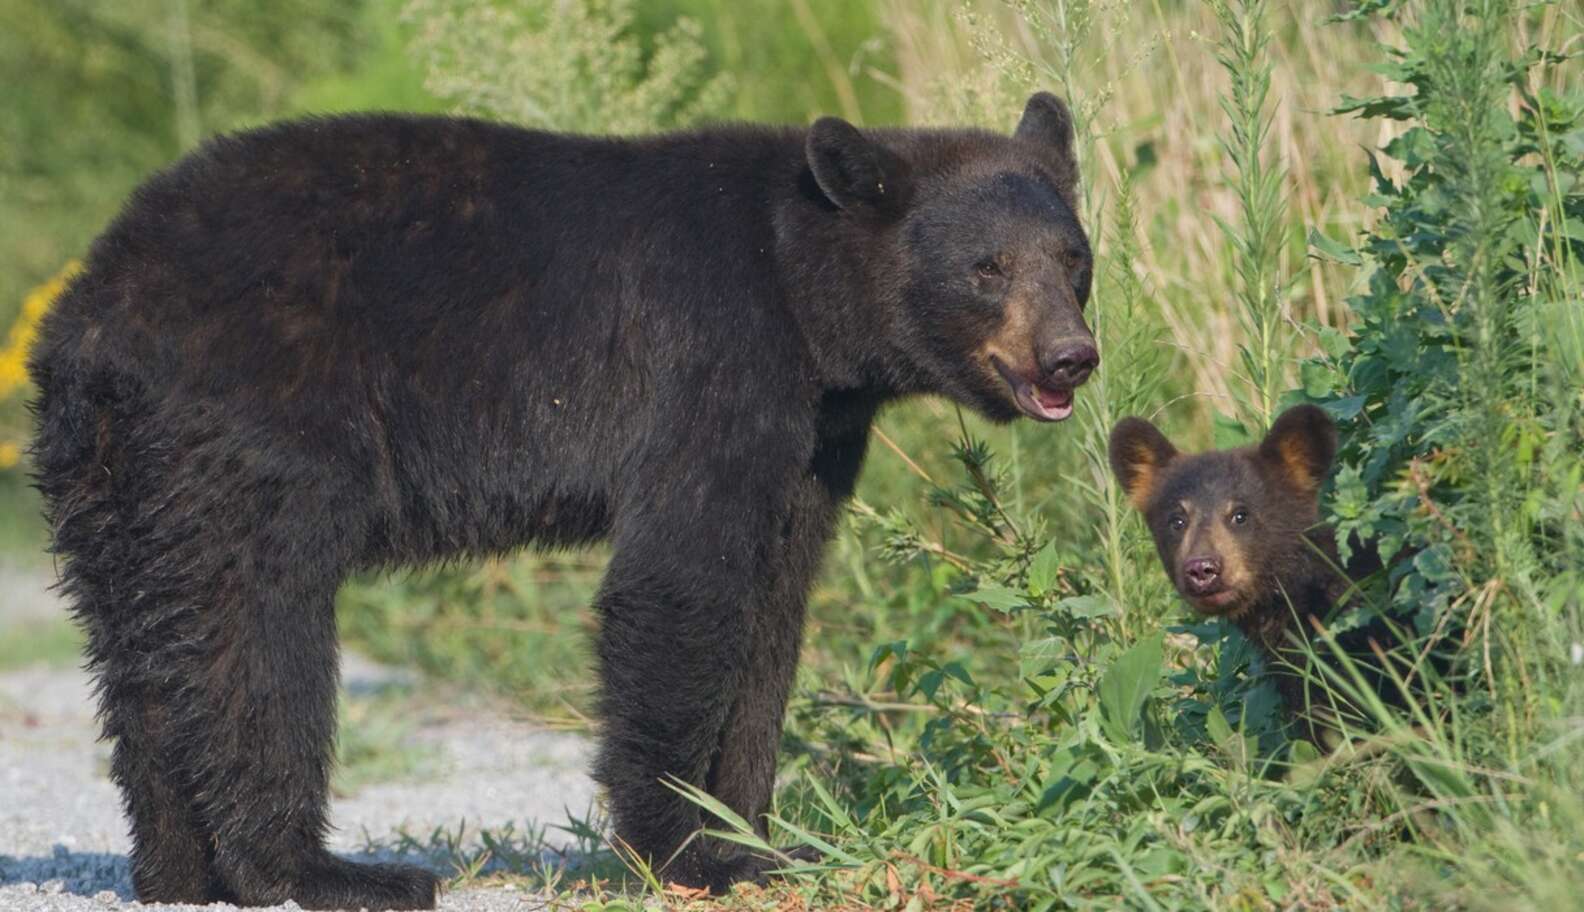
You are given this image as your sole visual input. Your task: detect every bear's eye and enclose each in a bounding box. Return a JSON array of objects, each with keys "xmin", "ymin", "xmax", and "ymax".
[
  {"xmin": 1063, "ymin": 250, "xmax": 1085, "ymax": 271},
  {"xmin": 974, "ymin": 258, "xmax": 1003, "ymax": 279},
  {"xmin": 1231, "ymin": 509, "xmax": 1249, "ymax": 525},
  {"xmin": 1168, "ymin": 514, "xmax": 1187, "ymax": 532}
]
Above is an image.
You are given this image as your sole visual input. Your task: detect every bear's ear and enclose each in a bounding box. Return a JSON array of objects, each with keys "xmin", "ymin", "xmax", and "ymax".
[
  {"xmin": 806, "ymin": 117, "xmax": 898, "ymax": 212},
  {"xmin": 1014, "ymin": 92, "xmax": 1079, "ymax": 188},
  {"xmin": 1258, "ymin": 404, "xmax": 1338, "ymax": 495},
  {"xmin": 1109, "ymin": 417, "xmax": 1178, "ymax": 511}
]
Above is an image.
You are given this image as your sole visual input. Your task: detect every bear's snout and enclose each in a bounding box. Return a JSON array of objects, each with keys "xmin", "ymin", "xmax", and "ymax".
[
  {"xmin": 1038, "ymin": 340, "xmax": 1099, "ymax": 388},
  {"xmin": 1183, "ymin": 556, "xmax": 1223, "ymax": 595}
]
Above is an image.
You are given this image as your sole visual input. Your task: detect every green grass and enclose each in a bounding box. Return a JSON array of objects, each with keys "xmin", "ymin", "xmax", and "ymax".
[
  {"xmin": 0, "ymin": 481, "xmax": 46, "ymax": 561},
  {"xmin": 334, "ymin": 684, "xmax": 439, "ymax": 796},
  {"xmin": 0, "ymin": 617, "xmax": 80, "ymax": 671},
  {"xmin": 338, "ymin": 557, "xmax": 602, "ymax": 720}
]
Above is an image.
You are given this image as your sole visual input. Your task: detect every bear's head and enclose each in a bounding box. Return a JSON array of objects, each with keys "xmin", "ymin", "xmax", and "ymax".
[
  {"xmin": 1107, "ymin": 405, "xmax": 1338, "ymax": 619},
  {"xmin": 804, "ymin": 93, "xmax": 1097, "ymax": 422}
]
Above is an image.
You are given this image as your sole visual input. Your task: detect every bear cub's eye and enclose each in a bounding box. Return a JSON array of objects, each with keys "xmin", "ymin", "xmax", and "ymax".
[
  {"xmin": 1063, "ymin": 250, "xmax": 1086, "ymax": 270},
  {"xmin": 973, "ymin": 258, "xmax": 1004, "ymax": 279},
  {"xmin": 1168, "ymin": 514, "xmax": 1187, "ymax": 532},
  {"xmin": 1230, "ymin": 509, "xmax": 1249, "ymax": 525}
]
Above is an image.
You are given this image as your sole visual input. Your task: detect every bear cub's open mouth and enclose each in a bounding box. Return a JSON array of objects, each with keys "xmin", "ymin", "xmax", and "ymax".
[{"xmin": 991, "ymin": 356, "xmax": 1075, "ymax": 422}]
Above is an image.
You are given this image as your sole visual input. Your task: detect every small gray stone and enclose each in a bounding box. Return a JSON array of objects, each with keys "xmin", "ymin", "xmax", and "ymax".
[
  {"xmin": 94, "ymin": 890, "xmax": 119, "ymax": 904},
  {"xmin": 42, "ymin": 878, "xmax": 66, "ymax": 894}
]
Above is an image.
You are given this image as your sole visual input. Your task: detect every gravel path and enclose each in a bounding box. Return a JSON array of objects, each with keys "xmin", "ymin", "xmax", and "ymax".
[{"xmin": 0, "ymin": 568, "xmax": 601, "ymax": 912}]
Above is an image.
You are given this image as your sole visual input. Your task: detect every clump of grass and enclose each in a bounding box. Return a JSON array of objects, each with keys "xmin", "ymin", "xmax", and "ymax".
[
  {"xmin": 338, "ymin": 557, "xmax": 601, "ymax": 719},
  {"xmin": 334, "ymin": 685, "xmax": 438, "ymax": 796},
  {"xmin": 353, "ymin": 812, "xmax": 638, "ymax": 901},
  {"xmin": 0, "ymin": 618, "xmax": 81, "ymax": 672}
]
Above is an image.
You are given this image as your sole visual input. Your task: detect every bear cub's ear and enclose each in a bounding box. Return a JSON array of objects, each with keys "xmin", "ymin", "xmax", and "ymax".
[
  {"xmin": 806, "ymin": 117, "xmax": 903, "ymax": 213},
  {"xmin": 1258, "ymin": 404, "xmax": 1338, "ymax": 495},
  {"xmin": 1014, "ymin": 92, "xmax": 1079, "ymax": 189},
  {"xmin": 1109, "ymin": 417, "xmax": 1178, "ymax": 510}
]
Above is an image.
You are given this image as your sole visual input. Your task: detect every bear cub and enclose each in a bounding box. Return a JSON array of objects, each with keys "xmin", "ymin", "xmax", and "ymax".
[{"xmin": 1109, "ymin": 405, "xmax": 1422, "ymax": 741}]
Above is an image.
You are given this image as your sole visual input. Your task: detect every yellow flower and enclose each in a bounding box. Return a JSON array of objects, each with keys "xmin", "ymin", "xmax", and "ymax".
[
  {"xmin": 0, "ymin": 442, "xmax": 19, "ymax": 470},
  {"xmin": 0, "ymin": 260, "xmax": 81, "ymax": 401}
]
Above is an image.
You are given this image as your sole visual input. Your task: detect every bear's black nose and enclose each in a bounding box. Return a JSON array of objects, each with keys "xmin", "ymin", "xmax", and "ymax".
[
  {"xmin": 1041, "ymin": 342, "xmax": 1099, "ymax": 387},
  {"xmin": 1183, "ymin": 557, "xmax": 1221, "ymax": 594}
]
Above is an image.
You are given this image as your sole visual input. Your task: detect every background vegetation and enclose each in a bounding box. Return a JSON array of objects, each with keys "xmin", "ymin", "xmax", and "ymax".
[{"xmin": 1, "ymin": 0, "xmax": 1580, "ymax": 908}]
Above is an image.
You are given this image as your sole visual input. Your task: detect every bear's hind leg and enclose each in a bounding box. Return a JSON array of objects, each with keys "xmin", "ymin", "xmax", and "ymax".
[
  {"xmin": 110, "ymin": 692, "xmax": 230, "ymax": 903},
  {"xmin": 191, "ymin": 549, "xmax": 439, "ymax": 911},
  {"xmin": 46, "ymin": 445, "xmax": 228, "ymax": 899}
]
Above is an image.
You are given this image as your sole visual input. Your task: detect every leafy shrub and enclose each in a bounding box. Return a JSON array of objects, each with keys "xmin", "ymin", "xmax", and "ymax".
[
  {"xmin": 401, "ymin": 0, "xmax": 730, "ymax": 132},
  {"xmin": 1304, "ymin": 0, "xmax": 1584, "ymax": 691}
]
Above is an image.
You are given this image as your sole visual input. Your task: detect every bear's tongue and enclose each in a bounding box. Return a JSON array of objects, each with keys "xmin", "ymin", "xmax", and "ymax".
[
  {"xmin": 989, "ymin": 355, "xmax": 1075, "ymax": 422},
  {"xmin": 1034, "ymin": 386, "xmax": 1072, "ymax": 411},
  {"xmin": 1020, "ymin": 381, "xmax": 1073, "ymax": 421}
]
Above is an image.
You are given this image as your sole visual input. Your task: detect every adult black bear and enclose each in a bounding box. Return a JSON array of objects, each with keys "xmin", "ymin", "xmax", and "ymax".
[{"xmin": 30, "ymin": 93, "xmax": 1097, "ymax": 908}]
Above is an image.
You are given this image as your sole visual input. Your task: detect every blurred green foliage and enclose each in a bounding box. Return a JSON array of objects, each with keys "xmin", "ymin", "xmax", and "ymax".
[{"xmin": 0, "ymin": 0, "xmax": 392, "ymax": 311}]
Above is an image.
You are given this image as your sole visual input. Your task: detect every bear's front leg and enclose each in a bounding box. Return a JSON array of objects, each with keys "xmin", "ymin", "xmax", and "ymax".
[{"xmin": 591, "ymin": 491, "xmax": 785, "ymax": 894}]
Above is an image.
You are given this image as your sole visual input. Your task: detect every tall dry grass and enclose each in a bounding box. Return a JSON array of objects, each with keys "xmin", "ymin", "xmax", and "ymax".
[{"xmin": 878, "ymin": 1, "xmax": 1412, "ymax": 428}]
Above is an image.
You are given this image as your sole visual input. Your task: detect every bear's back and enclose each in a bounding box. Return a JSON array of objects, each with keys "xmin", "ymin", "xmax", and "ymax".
[{"xmin": 36, "ymin": 117, "xmax": 811, "ymax": 431}]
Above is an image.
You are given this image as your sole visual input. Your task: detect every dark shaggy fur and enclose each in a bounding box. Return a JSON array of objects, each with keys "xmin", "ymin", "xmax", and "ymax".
[
  {"xmin": 1109, "ymin": 406, "xmax": 1417, "ymax": 742},
  {"xmin": 29, "ymin": 93, "xmax": 1097, "ymax": 908}
]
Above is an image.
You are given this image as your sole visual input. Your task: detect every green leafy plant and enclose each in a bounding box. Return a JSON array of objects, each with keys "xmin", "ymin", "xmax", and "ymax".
[
  {"xmin": 401, "ymin": 0, "xmax": 730, "ymax": 132},
  {"xmin": 1304, "ymin": 0, "xmax": 1584, "ymax": 689},
  {"xmin": 1210, "ymin": 0, "xmax": 1294, "ymax": 433}
]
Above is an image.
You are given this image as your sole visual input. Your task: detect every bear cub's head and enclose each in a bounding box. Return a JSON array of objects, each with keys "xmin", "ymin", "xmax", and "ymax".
[
  {"xmin": 806, "ymin": 93, "xmax": 1097, "ymax": 423},
  {"xmin": 1107, "ymin": 405, "xmax": 1338, "ymax": 619}
]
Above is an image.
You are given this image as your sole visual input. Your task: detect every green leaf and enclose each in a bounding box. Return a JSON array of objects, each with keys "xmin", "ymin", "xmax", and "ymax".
[
  {"xmin": 1213, "ymin": 413, "xmax": 1252, "ymax": 448},
  {"xmin": 1320, "ymin": 395, "xmax": 1367, "ymax": 421},
  {"xmin": 1287, "ymin": 739, "xmax": 1325, "ymax": 787},
  {"xmin": 959, "ymin": 584, "xmax": 1030, "ymax": 612},
  {"xmin": 868, "ymin": 640, "xmax": 907, "ymax": 672},
  {"xmin": 1307, "ymin": 227, "xmax": 1363, "ymax": 265},
  {"xmin": 1302, "ymin": 360, "xmax": 1338, "ymax": 397},
  {"xmin": 1098, "ymin": 632, "xmax": 1164, "ymax": 742},
  {"xmin": 1318, "ymin": 325, "xmax": 1352, "ymax": 360},
  {"xmin": 763, "ymin": 814, "xmax": 862, "ymax": 867},
  {"xmin": 1289, "ymin": 739, "xmax": 1322, "ymax": 766},
  {"xmin": 1027, "ymin": 539, "xmax": 1062, "ymax": 596},
  {"xmin": 1058, "ymin": 594, "xmax": 1115, "ymax": 619},
  {"xmin": 1205, "ymin": 704, "xmax": 1234, "ymax": 746},
  {"xmin": 941, "ymin": 661, "xmax": 975, "ymax": 687},
  {"xmin": 1019, "ymin": 636, "xmax": 1066, "ymax": 678}
]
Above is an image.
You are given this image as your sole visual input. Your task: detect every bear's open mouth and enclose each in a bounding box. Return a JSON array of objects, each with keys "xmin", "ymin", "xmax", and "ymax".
[{"xmin": 990, "ymin": 356, "xmax": 1074, "ymax": 422}]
